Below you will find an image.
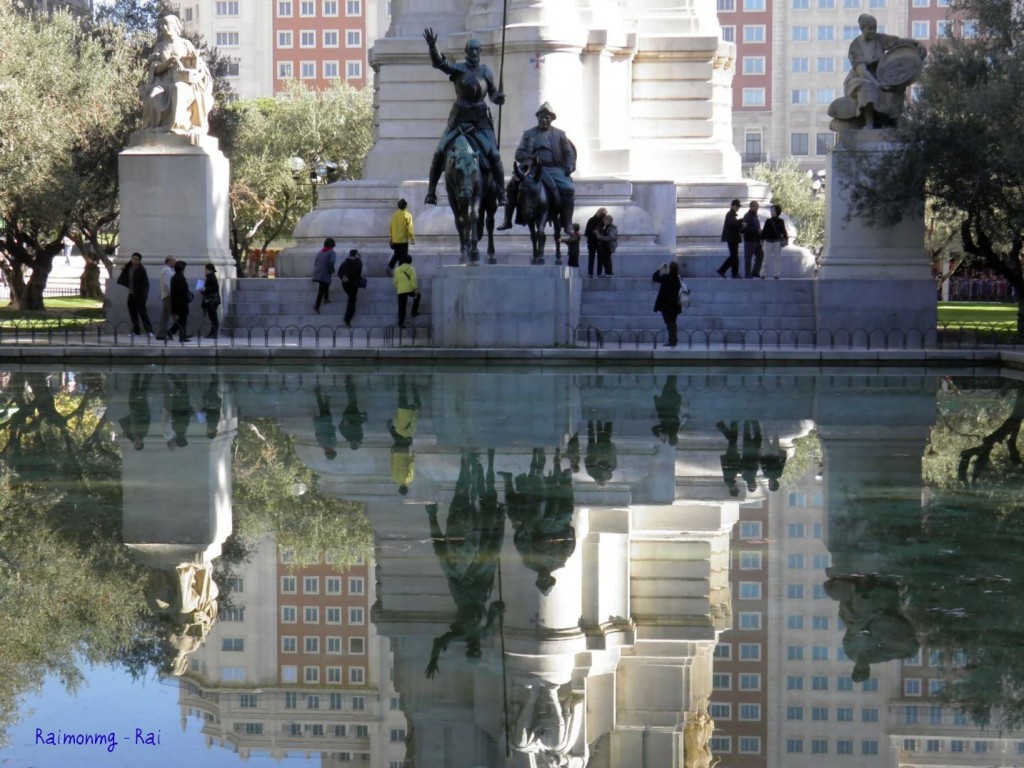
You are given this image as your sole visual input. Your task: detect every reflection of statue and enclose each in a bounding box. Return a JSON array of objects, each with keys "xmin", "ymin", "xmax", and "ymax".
[
  {"xmin": 422, "ymin": 29, "xmax": 507, "ymax": 207},
  {"xmin": 504, "ymin": 448, "xmax": 576, "ymax": 595},
  {"xmin": 425, "ymin": 450, "xmax": 506, "ymax": 678},
  {"xmin": 824, "ymin": 572, "xmax": 919, "ymax": 681},
  {"xmin": 141, "ymin": 14, "xmax": 214, "ymax": 135},
  {"xmin": 510, "ymin": 683, "xmax": 585, "ymax": 768},
  {"xmin": 828, "ymin": 13, "xmax": 926, "ymax": 130},
  {"xmin": 683, "ymin": 697, "xmax": 719, "ymax": 768},
  {"xmin": 147, "ymin": 562, "xmax": 219, "ymax": 676}
]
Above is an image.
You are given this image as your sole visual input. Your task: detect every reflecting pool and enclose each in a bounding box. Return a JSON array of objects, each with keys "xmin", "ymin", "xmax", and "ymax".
[{"xmin": 1, "ymin": 367, "xmax": 1023, "ymax": 768}]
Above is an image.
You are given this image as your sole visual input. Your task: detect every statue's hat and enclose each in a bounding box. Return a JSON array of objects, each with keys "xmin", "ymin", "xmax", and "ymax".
[{"xmin": 536, "ymin": 102, "xmax": 557, "ymax": 119}]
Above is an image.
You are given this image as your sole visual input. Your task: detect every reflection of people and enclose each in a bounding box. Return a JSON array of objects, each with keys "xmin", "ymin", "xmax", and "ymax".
[
  {"xmin": 338, "ymin": 375, "xmax": 367, "ymax": 450},
  {"xmin": 504, "ymin": 448, "xmax": 576, "ymax": 595},
  {"xmin": 165, "ymin": 260, "xmax": 192, "ymax": 342},
  {"xmin": 313, "ymin": 385, "xmax": 338, "ymax": 460},
  {"xmin": 824, "ymin": 573, "xmax": 919, "ymax": 682},
  {"xmin": 760, "ymin": 429, "xmax": 787, "ymax": 491},
  {"xmin": 119, "ymin": 372, "xmax": 153, "ymax": 450},
  {"xmin": 140, "ymin": 14, "xmax": 214, "ymax": 135},
  {"xmin": 584, "ymin": 420, "xmax": 617, "ymax": 486},
  {"xmin": 388, "ymin": 374, "xmax": 421, "ymax": 494},
  {"xmin": 199, "ymin": 374, "xmax": 221, "ymax": 438},
  {"xmin": 498, "ymin": 103, "xmax": 577, "ymax": 236},
  {"xmin": 424, "ymin": 450, "xmax": 506, "ymax": 679},
  {"xmin": 652, "ymin": 375, "xmax": 687, "ymax": 446},
  {"xmin": 717, "ymin": 421, "xmax": 741, "ymax": 497},
  {"xmin": 740, "ymin": 420, "xmax": 762, "ymax": 492},
  {"xmin": 422, "ymin": 29, "xmax": 507, "ymax": 207},
  {"xmin": 165, "ymin": 374, "xmax": 193, "ymax": 448}
]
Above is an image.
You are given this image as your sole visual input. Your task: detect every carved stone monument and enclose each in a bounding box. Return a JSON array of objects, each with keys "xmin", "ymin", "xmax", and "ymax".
[{"xmin": 106, "ymin": 14, "xmax": 234, "ymax": 335}]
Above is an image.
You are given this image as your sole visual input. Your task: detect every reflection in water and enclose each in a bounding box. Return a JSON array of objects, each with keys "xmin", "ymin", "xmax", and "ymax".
[{"xmin": 2, "ymin": 370, "xmax": 1024, "ymax": 766}]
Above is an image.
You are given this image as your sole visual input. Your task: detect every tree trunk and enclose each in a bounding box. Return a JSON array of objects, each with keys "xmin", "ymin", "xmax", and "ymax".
[{"xmin": 23, "ymin": 263, "xmax": 50, "ymax": 311}]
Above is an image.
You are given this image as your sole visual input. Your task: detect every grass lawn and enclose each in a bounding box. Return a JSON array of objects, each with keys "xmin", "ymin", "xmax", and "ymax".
[
  {"xmin": 0, "ymin": 296, "xmax": 104, "ymax": 329},
  {"xmin": 938, "ymin": 302, "xmax": 1017, "ymax": 331}
]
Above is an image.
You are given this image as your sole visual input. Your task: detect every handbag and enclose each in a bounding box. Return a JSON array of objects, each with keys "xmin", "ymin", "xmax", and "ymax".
[
  {"xmin": 359, "ymin": 277, "xmax": 368, "ymax": 289},
  {"xmin": 678, "ymin": 282, "xmax": 691, "ymax": 311}
]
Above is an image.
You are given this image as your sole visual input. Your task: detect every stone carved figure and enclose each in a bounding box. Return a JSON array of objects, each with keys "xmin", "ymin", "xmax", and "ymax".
[
  {"xmin": 828, "ymin": 13, "xmax": 926, "ymax": 130},
  {"xmin": 683, "ymin": 697, "xmax": 720, "ymax": 768},
  {"xmin": 509, "ymin": 682, "xmax": 586, "ymax": 768},
  {"xmin": 146, "ymin": 562, "xmax": 219, "ymax": 676},
  {"xmin": 141, "ymin": 14, "xmax": 214, "ymax": 136},
  {"xmin": 423, "ymin": 29, "xmax": 507, "ymax": 207}
]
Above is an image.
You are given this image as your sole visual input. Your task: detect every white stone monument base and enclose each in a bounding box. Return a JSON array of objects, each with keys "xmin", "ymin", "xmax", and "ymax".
[
  {"xmin": 816, "ymin": 278, "xmax": 937, "ymax": 337},
  {"xmin": 432, "ymin": 265, "xmax": 580, "ymax": 347}
]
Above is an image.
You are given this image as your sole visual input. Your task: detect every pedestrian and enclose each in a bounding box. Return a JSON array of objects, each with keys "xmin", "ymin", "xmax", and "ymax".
[
  {"xmin": 652, "ymin": 261, "xmax": 684, "ymax": 348},
  {"xmin": 62, "ymin": 236, "xmax": 73, "ymax": 265},
  {"xmin": 387, "ymin": 198, "xmax": 415, "ymax": 274},
  {"xmin": 200, "ymin": 263, "xmax": 221, "ymax": 338},
  {"xmin": 741, "ymin": 200, "xmax": 762, "ymax": 278},
  {"xmin": 761, "ymin": 204, "xmax": 789, "ymax": 279},
  {"xmin": 311, "ymin": 237, "xmax": 337, "ymax": 314},
  {"xmin": 716, "ymin": 199, "xmax": 742, "ymax": 278},
  {"xmin": 393, "ymin": 253, "xmax": 419, "ymax": 327},
  {"xmin": 118, "ymin": 252, "xmax": 155, "ymax": 338},
  {"xmin": 584, "ymin": 207, "xmax": 607, "ymax": 277},
  {"xmin": 566, "ymin": 223, "xmax": 581, "ymax": 268},
  {"xmin": 165, "ymin": 260, "xmax": 193, "ymax": 342},
  {"xmin": 157, "ymin": 256, "xmax": 176, "ymax": 339},
  {"xmin": 337, "ymin": 248, "xmax": 363, "ymax": 328},
  {"xmin": 596, "ymin": 214, "xmax": 617, "ymax": 277}
]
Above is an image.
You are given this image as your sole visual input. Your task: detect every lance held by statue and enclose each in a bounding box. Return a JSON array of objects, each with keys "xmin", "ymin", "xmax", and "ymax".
[
  {"xmin": 423, "ymin": 29, "xmax": 508, "ymax": 207},
  {"xmin": 498, "ymin": 103, "xmax": 577, "ymax": 237}
]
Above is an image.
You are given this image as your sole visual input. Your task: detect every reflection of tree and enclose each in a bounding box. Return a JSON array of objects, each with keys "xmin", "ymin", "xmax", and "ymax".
[
  {"xmin": 956, "ymin": 387, "xmax": 1024, "ymax": 488},
  {"xmin": 233, "ymin": 418, "xmax": 372, "ymax": 568},
  {"xmin": 425, "ymin": 450, "xmax": 505, "ymax": 678}
]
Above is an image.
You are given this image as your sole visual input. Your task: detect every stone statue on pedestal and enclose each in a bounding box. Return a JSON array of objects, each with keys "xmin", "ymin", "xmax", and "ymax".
[
  {"xmin": 141, "ymin": 14, "xmax": 214, "ymax": 136},
  {"xmin": 828, "ymin": 13, "xmax": 926, "ymax": 130},
  {"xmin": 509, "ymin": 682, "xmax": 585, "ymax": 768}
]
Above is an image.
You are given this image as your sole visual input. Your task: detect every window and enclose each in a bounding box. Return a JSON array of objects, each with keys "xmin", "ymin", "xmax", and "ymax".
[
  {"xmin": 812, "ymin": 706, "xmax": 828, "ymax": 721},
  {"xmin": 812, "ymin": 740, "xmax": 828, "ymax": 754},
  {"xmin": 787, "ymin": 706, "xmax": 804, "ymax": 720},
  {"xmin": 738, "ymin": 737, "xmax": 761, "ymax": 754},
  {"xmin": 742, "ymin": 57, "xmax": 766, "ymax": 75},
  {"xmin": 811, "ymin": 615, "xmax": 829, "ymax": 629},
  {"xmin": 353, "ymin": 724, "xmax": 368, "ymax": 735},
  {"xmin": 721, "ymin": 25, "xmax": 736, "ymax": 42},
  {"xmin": 282, "ymin": 606, "xmax": 297, "ymax": 623},
  {"xmin": 349, "ymin": 667, "xmax": 365, "ymax": 684},
  {"xmin": 788, "ymin": 645, "xmax": 804, "ymax": 660},
  {"xmin": 346, "ymin": 60, "xmax": 362, "ymax": 78},
  {"xmin": 862, "ymin": 741, "xmax": 879, "ymax": 755},
  {"xmin": 818, "ymin": 0, "xmax": 836, "ymax": 6},
  {"xmin": 862, "ymin": 677, "xmax": 879, "ymax": 691},
  {"xmin": 306, "ymin": 695, "xmax": 320, "ymax": 709},
  {"xmin": 349, "ymin": 637, "xmax": 365, "ymax": 655},
  {"xmin": 326, "ymin": 577, "xmax": 342, "ymax": 594},
  {"xmin": 787, "ymin": 584, "xmax": 805, "ymax": 599},
  {"xmin": 739, "ymin": 611, "xmax": 762, "ymax": 629},
  {"xmin": 349, "ymin": 607, "xmax": 364, "ymax": 624},
  {"xmin": 305, "ymin": 636, "xmax": 320, "ymax": 653},
  {"xmin": 813, "ymin": 553, "xmax": 830, "ymax": 568},
  {"xmin": 929, "ymin": 679, "xmax": 944, "ymax": 695},
  {"xmin": 285, "ymin": 692, "xmax": 298, "ymax": 708},
  {"xmin": 815, "ymin": 88, "xmax": 836, "ymax": 104},
  {"xmin": 813, "ymin": 584, "xmax": 827, "ymax": 599},
  {"xmin": 739, "ymin": 25, "xmax": 765, "ymax": 44},
  {"xmin": 281, "ymin": 666, "xmax": 298, "ymax": 683},
  {"xmin": 300, "ymin": 31, "xmax": 316, "ymax": 48},
  {"xmin": 816, "ymin": 133, "xmax": 835, "ymax": 155},
  {"xmin": 739, "ymin": 674, "xmax": 761, "ymax": 690},
  {"xmin": 240, "ymin": 693, "xmax": 258, "ymax": 708},
  {"xmin": 346, "ymin": 0, "xmax": 361, "ymax": 12},
  {"xmin": 817, "ymin": 57, "xmax": 835, "ymax": 73},
  {"xmin": 937, "ymin": 20, "xmax": 951, "ymax": 36},
  {"xmin": 787, "ymin": 676, "xmax": 804, "ymax": 690},
  {"xmin": 812, "ymin": 646, "xmax": 829, "ymax": 660},
  {"xmin": 277, "ymin": 31, "xmax": 294, "ymax": 49},
  {"xmin": 787, "ymin": 554, "xmax": 805, "ymax": 569},
  {"xmin": 183, "ymin": 7, "xmax": 192, "ymax": 20},
  {"xmin": 304, "ymin": 606, "xmax": 319, "ymax": 623},
  {"xmin": 222, "ymin": 606, "xmax": 245, "ymax": 621},
  {"xmin": 327, "ymin": 636, "xmax": 342, "ymax": 653},
  {"xmin": 929, "ymin": 706, "xmax": 942, "ymax": 724},
  {"xmin": 928, "ymin": 740, "xmax": 941, "ymax": 752},
  {"xmin": 331, "ymin": 694, "xmax": 344, "ymax": 710},
  {"xmin": 281, "ymin": 575, "xmax": 296, "ymax": 592},
  {"xmin": 739, "ymin": 552, "xmax": 762, "ymax": 569},
  {"xmin": 222, "ymin": 638, "xmax": 244, "ymax": 651},
  {"xmin": 791, "ymin": 89, "xmax": 810, "ymax": 105},
  {"xmin": 300, "ymin": 0, "xmax": 315, "ymax": 14},
  {"xmin": 843, "ymin": 0, "xmax": 860, "ymax": 5},
  {"xmin": 792, "ymin": 0, "xmax": 808, "ymax": 7},
  {"xmin": 837, "ymin": 740, "xmax": 853, "ymax": 754},
  {"xmin": 327, "ymin": 666, "xmax": 342, "ymax": 683},
  {"xmin": 278, "ymin": 62, "xmax": 294, "ymax": 79},
  {"xmin": 220, "ymin": 666, "xmax": 246, "ymax": 682},
  {"xmin": 811, "ymin": 675, "xmax": 828, "ymax": 690},
  {"xmin": 215, "ymin": 1, "xmax": 239, "ymax": 14},
  {"xmin": 905, "ymin": 678, "xmax": 922, "ymax": 696},
  {"xmin": 282, "ymin": 636, "xmax": 297, "ymax": 653},
  {"xmin": 843, "ymin": 24, "xmax": 859, "ymax": 41},
  {"xmin": 787, "ymin": 739, "xmax": 804, "ymax": 754},
  {"xmin": 741, "ymin": 88, "xmax": 766, "ymax": 107},
  {"xmin": 327, "ymin": 607, "xmax": 342, "ymax": 624},
  {"xmin": 837, "ymin": 676, "xmax": 853, "ymax": 690},
  {"xmin": 711, "ymin": 737, "xmax": 731, "ymax": 752},
  {"xmin": 711, "ymin": 703, "xmax": 732, "ymax": 719},
  {"xmin": 817, "ymin": 25, "xmax": 835, "ymax": 41},
  {"xmin": 216, "ymin": 32, "xmax": 239, "ymax": 46},
  {"xmin": 390, "ymin": 728, "xmax": 407, "ymax": 743},
  {"xmin": 792, "ymin": 26, "xmax": 810, "ymax": 41},
  {"xmin": 278, "ymin": 0, "xmax": 292, "ymax": 15},
  {"xmin": 787, "ymin": 615, "xmax": 805, "ymax": 629},
  {"xmin": 863, "ymin": 708, "xmax": 879, "ymax": 722},
  {"xmin": 962, "ymin": 20, "xmax": 978, "ymax": 37},
  {"xmin": 869, "ymin": 0, "xmax": 886, "ymax": 6},
  {"xmin": 713, "ymin": 673, "xmax": 732, "ymax": 690},
  {"xmin": 792, "ymin": 57, "xmax": 810, "ymax": 73},
  {"xmin": 791, "ymin": 133, "xmax": 809, "ymax": 155},
  {"xmin": 787, "ymin": 522, "xmax": 805, "ymax": 538},
  {"xmin": 324, "ymin": 0, "xmax": 338, "ymax": 13},
  {"xmin": 837, "ymin": 707, "xmax": 854, "ymax": 722},
  {"xmin": 743, "ymin": 0, "xmax": 766, "ymax": 9},
  {"xmin": 352, "ymin": 696, "xmax": 365, "ymax": 711},
  {"xmin": 744, "ymin": 132, "xmax": 762, "ymax": 159},
  {"xmin": 304, "ymin": 666, "xmax": 320, "ymax": 683},
  {"xmin": 912, "ymin": 20, "xmax": 929, "ymax": 38},
  {"xmin": 718, "ymin": 0, "xmax": 735, "ymax": 9},
  {"xmin": 739, "ymin": 521, "xmax": 761, "ymax": 539},
  {"xmin": 739, "ymin": 582, "xmax": 761, "ymax": 599},
  {"xmin": 714, "ymin": 643, "xmax": 732, "ymax": 659},
  {"xmin": 951, "ymin": 740, "xmax": 966, "ymax": 753},
  {"xmin": 346, "ymin": 30, "xmax": 362, "ymax": 47}
]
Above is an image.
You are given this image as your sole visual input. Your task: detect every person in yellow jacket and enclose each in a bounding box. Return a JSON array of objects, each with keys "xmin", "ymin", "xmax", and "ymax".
[
  {"xmin": 387, "ymin": 198, "xmax": 415, "ymax": 274},
  {"xmin": 393, "ymin": 253, "xmax": 420, "ymax": 327},
  {"xmin": 387, "ymin": 374, "xmax": 421, "ymax": 495}
]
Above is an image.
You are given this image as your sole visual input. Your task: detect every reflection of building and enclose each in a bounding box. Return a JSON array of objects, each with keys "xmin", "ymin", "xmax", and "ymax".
[{"xmin": 175, "ymin": 534, "xmax": 406, "ymax": 766}]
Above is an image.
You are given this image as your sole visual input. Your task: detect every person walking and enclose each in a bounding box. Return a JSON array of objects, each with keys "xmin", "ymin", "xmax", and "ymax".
[
  {"xmin": 200, "ymin": 263, "xmax": 220, "ymax": 338},
  {"xmin": 716, "ymin": 199, "xmax": 742, "ymax": 279},
  {"xmin": 652, "ymin": 261, "xmax": 684, "ymax": 348},
  {"xmin": 337, "ymin": 248, "xmax": 363, "ymax": 328},
  {"xmin": 595, "ymin": 214, "xmax": 617, "ymax": 277},
  {"xmin": 566, "ymin": 223, "xmax": 581, "ymax": 269},
  {"xmin": 741, "ymin": 200, "xmax": 763, "ymax": 278},
  {"xmin": 584, "ymin": 207, "xmax": 607, "ymax": 277},
  {"xmin": 165, "ymin": 260, "xmax": 193, "ymax": 342},
  {"xmin": 761, "ymin": 204, "xmax": 789, "ymax": 279},
  {"xmin": 311, "ymin": 237, "xmax": 337, "ymax": 314},
  {"xmin": 62, "ymin": 236, "xmax": 73, "ymax": 265},
  {"xmin": 387, "ymin": 199, "xmax": 415, "ymax": 274},
  {"xmin": 393, "ymin": 253, "xmax": 419, "ymax": 327},
  {"xmin": 157, "ymin": 256, "xmax": 176, "ymax": 339},
  {"xmin": 118, "ymin": 252, "xmax": 155, "ymax": 338}
]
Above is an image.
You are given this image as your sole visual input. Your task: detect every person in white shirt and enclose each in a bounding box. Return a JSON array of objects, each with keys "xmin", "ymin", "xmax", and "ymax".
[{"xmin": 157, "ymin": 256, "xmax": 176, "ymax": 339}]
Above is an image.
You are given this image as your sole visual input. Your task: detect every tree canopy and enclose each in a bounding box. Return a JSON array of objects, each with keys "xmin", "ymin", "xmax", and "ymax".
[{"xmin": 750, "ymin": 160, "xmax": 825, "ymax": 256}]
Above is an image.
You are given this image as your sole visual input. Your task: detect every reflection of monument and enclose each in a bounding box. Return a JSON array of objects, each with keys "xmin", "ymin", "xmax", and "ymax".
[{"xmin": 106, "ymin": 15, "xmax": 233, "ymax": 332}]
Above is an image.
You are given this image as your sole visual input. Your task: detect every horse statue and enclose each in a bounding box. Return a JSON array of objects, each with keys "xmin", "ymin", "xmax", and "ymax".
[
  {"xmin": 444, "ymin": 131, "xmax": 499, "ymax": 265},
  {"xmin": 514, "ymin": 157, "xmax": 563, "ymax": 265}
]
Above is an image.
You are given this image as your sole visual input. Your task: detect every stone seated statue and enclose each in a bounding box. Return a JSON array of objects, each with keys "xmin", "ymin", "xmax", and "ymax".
[{"xmin": 141, "ymin": 14, "xmax": 214, "ymax": 136}]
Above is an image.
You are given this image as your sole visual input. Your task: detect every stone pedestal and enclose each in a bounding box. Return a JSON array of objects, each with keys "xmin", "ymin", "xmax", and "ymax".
[
  {"xmin": 106, "ymin": 132, "xmax": 234, "ymax": 333},
  {"xmin": 432, "ymin": 264, "xmax": 580, "ymax": 347},
  {"xmin": 816, "ymin": 131, "xmax": 937, "ymax": 337}
]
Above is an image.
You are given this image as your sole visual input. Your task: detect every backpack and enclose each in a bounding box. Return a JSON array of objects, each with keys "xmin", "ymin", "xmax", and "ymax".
[{"xmin": 678, "ymin": 281, "xmax": 691, "ymax": 310}]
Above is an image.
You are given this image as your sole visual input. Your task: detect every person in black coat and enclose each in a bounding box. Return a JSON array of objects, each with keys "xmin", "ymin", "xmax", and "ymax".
[
  {"xmin": 166, "ymin": 260, "xmax": 193, "ymax": 342},
  {"xmin": 652, "ymin": 261, "xmax": 684, "ymax": 348},
  {"xmin": 337, "ymin": 249, "xmax": 363, "ymax": 328},
  {"xmin": 716, "ymin": 199, "xmax": 742, "ymax": 278},
  {"xmin": 118, "ymin": 252, "xmax": 155, "ymax": 337},
  {"xmin": 583, "ymin": 207, "xmax": 607, "ymax": 277},
  {"xmin": 200, "ymin": 263, "xmax": 220, "ymax": 338}
]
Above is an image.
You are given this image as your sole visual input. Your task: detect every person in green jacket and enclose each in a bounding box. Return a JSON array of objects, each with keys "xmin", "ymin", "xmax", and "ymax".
[{"xmin": 392, "ymin": 253, "xmax": 420, "ymax": 327}]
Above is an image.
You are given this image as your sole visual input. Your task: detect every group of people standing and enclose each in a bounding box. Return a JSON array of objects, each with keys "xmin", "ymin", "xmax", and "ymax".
[
  {"xmin": 117, "ymin": 254, "xmax": 220, "ymax": 341},
  {"xmin": 717, "ymin": 199, "xmax": 789, "ymax": 280}
]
